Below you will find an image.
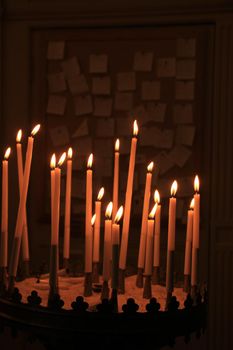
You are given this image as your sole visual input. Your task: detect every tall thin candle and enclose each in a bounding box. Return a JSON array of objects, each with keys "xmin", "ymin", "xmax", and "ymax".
[
  {"xmin": 93, "ymin": 187, "xmax": 104, "ymax": 282},
  {"xmin": 152, "ymin": 190, "xmax": 161, "ymax": 285},
  {"xmin": 191, "ymin": 175, "xmax": 200, "ymax": 295},
  {"xmin": 184, "ymin": 198, "xmax": 194, "ymax": 292},
  {"xmin": 102, "ymin": 202, "xmax": 113, "ymax": 299},
  {"xmin": 112, "ymin": 139, "xmax": 120, "ymax": 220}
]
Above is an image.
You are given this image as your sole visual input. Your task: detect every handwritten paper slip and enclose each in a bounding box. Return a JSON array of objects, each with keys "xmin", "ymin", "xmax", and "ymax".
[
  {"xmin": 47, "ymin": 95, "xmax": 66, "ymax": 115},
  {"xmin": 154, "ymin": 151, "xmax": 174, "ymax": 175},
  {"xmin": 157, "ymin": 58, "xmax": 176, "ymax": 77},
  {"xmin": 94, "ymin": 139, "xmax": 113, "ymax": 158},
  {"xmin": 140, "ymin": 126, "xmax": 163, "ymax": 147},
  {"xmin": 177, "ymin": 38, "xmax": 196, "ymax": 58},
  {"xmin": 133, "ymin": 52, "xmax": 153, "ymax": 72},
  {"xmin": 74, "ymin": 95, "xmax": 93, "ymax": 116},
  {"xmin": 176, "ymin": 125, "xmax": 195, "ymax": 146},
  {"xmin": 173, "ymin": 104, "xmax": 193, "ymax": 124},
  {"xmin": 115, "ymin": 92, "xmax": 133, "ymax": 111},
  {"xmin": 92, "ymin": 77, "xmax": 111, "ymax": 95},
  {"xmin": 176, "ymin": 60, "xmax": 196, "ymax": 80},
  {"xmin": 168, "ymin": 145, "xmax": 192, "ymax": 167},
  {"xmin": 145, "ymin": 103, "xmax": 166, "ymax": 123},
  {"xmin": 175, "ymin": 81, "xmax": 194, "ymax": 100},
  {"xmin": 116, "ymin": 117, "xmax": 131, "ymax": 136},
  {"xmin": 94, "ymin": 98, "xmax": 112, "ymax": 117},
  {"xmin": 128, "ymin": 104, "xmax": 146, "ymax": 124},
  {"xmin": 67, "ymin": 74, "xmax": 89, "ymax": 95},
  {"xmin": 72, "ymin": 137, "xmax": 92, "ymax": 156},
  {"xmin": 50, "ymin": 126, "xmax": 70, "ymax": 147},
  {"xmin": 161, "ymin": 129, "xmax": 174, "ymax": 149},
  {"xmin": 61, "ymin": 57, "xmax": 80, "ymax": 78},
  {"xmin": 117, "ymin": 72, "xmax": 136, "ymax": 91},
  {"xmin": 72, "ymin": 119, "xmax": 89, "ymax": 138},
  {"xmin": 48, "ymin": 72, "xmax": 66, "ymax": 93},
  {"xmin": 142, "ymin": 81, "xmax": 160, "ymax": 101},
  {"xmin": 89, "ymin": 54, "xmax": 108, "ymax": 73},
  {"xmin": 96, "ymin": 118, "xmax": 115, "ymax": 137},
  {"xmin": 47, "ymin": 41, "xmax": 65, "ymax": 60}
]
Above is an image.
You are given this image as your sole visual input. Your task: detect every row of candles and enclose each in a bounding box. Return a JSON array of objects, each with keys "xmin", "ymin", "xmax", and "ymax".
[{"xmin": 0, "ymin": 121, "xmax": 200, "ymax": 303}]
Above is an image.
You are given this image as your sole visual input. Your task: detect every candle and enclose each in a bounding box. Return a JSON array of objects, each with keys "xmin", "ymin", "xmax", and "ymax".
[
  {"xmin": 0, "ymin": 147, "xmax": 11, "ymax": 269},
  {"xmin": 191, "ymin": 175, "xmax": 200, "ymax": 290},
  {"xmin": 8, "ymin": 124, "xmax": 40, "ymax": 289},
  {"xmin": 50, "ymin": 154, "xmax": 56, "ymax": 244},
  {"xmin": 112, "ymin": 206, "xmax": 124, "ymax": 290},
  {"xmin": 16, "ymin": 130, "xmax": 30, "ymax": 266},
  {"xmin": 152, "ymin": 190, "xmax": 162, "ymax": 284},
  {"xmin": 93, "ymin": 187, "xmax": 104, "ymax": 263},
  {"xmin": 137, "ymin": 161, "xmax": 154, "ymax": 287},
  {"xmin": 119, "ymin": 120, "xmax": 138, "ymax": 274},
  {"xmin": 112, "ymin": 139, "xmax": 120, "ymax": 220},
  {"xmin": 184, "ymin": 198, "xmax": 194, "ymax": 291},
  {"xmin": 85, "ymin": 153, "xmax": 93, "ymax": 274},
  {"xmin": 166, "ymin": 180, "xmax": 178, "ymax": 296},
  {"xmin": 84, "ymin": 213, "xmax": 96, "ymax": 297},
  {"xmin": 63, "ymin": 147, "xmax": 73, "ymax": 267},
  {"xmin": 102, "ymin": 202, "xmax": 113, "ymax": 282}
]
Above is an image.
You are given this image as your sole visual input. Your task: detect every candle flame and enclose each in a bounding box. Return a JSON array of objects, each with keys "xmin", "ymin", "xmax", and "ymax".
[
  {"xmin": 105, "ymin": 202, "xmax": 113, "ymax": 219},
  {"xmin": 133, "ymin": 120, "xmax": 138, "ymax": 136},
  {"xmin": 91, "ymin": 214, "xmax": 96, "ymax": 226},
  {"xmin": 4, "ymin": 147, "xmax": 11, "ymax": 160},
  {"xmin": 97, "ymin": 187, "xmax": 104, "ymax": 201},
  {"xmin": 171, "ymin": 180, "xmax": 178, "ymax": 197},
  {"xmin": 87, "ymin": 153, "xmax": 93, "ymax": 169},
  {"xmin": 190, "ymin": 198, "xmax": 194, "ymax": 209},
  {"xmin": 68, "ymin": 147, "xmax": 73, "ymax": 159},
  {"xmin": 114, "ymin": 206, "xmax": 123, "ymax": 224},
  {"xmin": 31, "ymin": 124, "xmax": 40, "ymax": 136},
  {"xmin": 147, "ymin": 161, "xmax": 154, "ymax": 172},
  {"xmin": 58, "ymin": 152, "xmax": 66, "ymax": 167},
  {"xmin": 16, "ymin": 129, "xmax": 22, "ymax": 143},
  {"xmin": 50, "ymin": 154, "xmax": 56, "ymax": 169},
  {"xmin": 194, "ymin": 175, "xmax": 199, "ymax": 192},
  {"xmin": 149, "ymin": 203, "xmax": 158, "ymax": 219},
  {"xmin": 154, "ymin": 189, "xmax": 160, "ymax": 204},
  {"xmin": 115, "ymin": 139, "xmax": 120, "ymax": 152}
]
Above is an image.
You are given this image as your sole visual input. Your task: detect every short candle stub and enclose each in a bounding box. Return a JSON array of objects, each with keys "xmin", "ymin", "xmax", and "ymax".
[{"xmin": 143, "ymin": 275, "xmax": 152, "ymax": 299}]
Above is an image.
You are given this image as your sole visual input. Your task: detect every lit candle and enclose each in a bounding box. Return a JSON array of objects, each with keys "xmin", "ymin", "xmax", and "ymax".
[
  {"xmin": 50, "ymin": 154, "xmax": 56, "ymax": 244},
  {"xmin": 119, "ymin": 120, "xmax": 138, "ymax": 292},
  {"xmin": 184, "ymin": 198, "xmax": 194, "ymax": 292},
  {"xmin": 93, "ymin": 187, "xmax": 104, "ymax": 282},
  {"xmin": 85, "ymin": 153, "xmax": 93, "ymax": 274},
  {"xmin": 8, "ymin": 124, "xmax": 40, "ymax": 292},
  {"xmin": 143, "ymin": 203, "xmax": 157, "ymax": 299},
  {"xmin": 112, "ymin": 206, "xmax": 124, "ymax": 291},
  {"xmin": 112, "ymin": 139, "xmax": 120, "ymax": 220},
  {"xmin": 16, "ymin": 130, "xmax": 30, "ymax": 273},
  {"xmin": 84, "ymin": 214, "xmax": 96, "ymax": 297},
  {"xmin": 102, "ymin": 201, "xmax": 113, "ymax": 299},
  {"xmin": 63, "ymin": 147, "xmax": 73, "ymax": 270},
  {"xmin": 191, "ymin": 175, "xmax": 200, "ymax": 293},
  {"xmin": 136, "ymin": 161, "xmax": 154, "ymax": 287},
  {"xmin": 166, "ymin": 180, "xmax": 178, "ymax": 303},
  {"xmin": 152, "ymin": 190, "xmax": 162, "ymax": 285},
  {"xmin": 0, "ymin": 147, "xmax": 11, "ymax": 273}
]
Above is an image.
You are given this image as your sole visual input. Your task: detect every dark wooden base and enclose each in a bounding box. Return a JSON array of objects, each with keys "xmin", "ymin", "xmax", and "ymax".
[
  {"xmin": 118, "ymin": 269, "xmax": 125, "ymax": 294},
  {"xmin": 84, "ymin": 272, "xmax": 92, "ymax": 297},
  {"xmin": 143, "ymin": 275, "xmax": 152, "ymax": 299},
  {"xmin": 92, "ymin": 262, "xmax": 99, "ymax": 283},
  {"xmin": 136, "ymin": 268, "xmax": 144, "ymax": 288},
  {"xmin": 101, "ymin": 280, "xmax": 110, "ymax": 300},
  {"xmin": 152, "ymin": 266, "xmax": 160, "ymax": 285}
]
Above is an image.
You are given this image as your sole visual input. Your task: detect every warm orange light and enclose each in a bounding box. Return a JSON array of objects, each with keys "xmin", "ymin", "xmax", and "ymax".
[
  {"xmin": 194, "ymin": 175, "xmax": 199, "ymax": 193},
  {"xmin": 68, "ymin": 147, "xmax": 73, "ymax": 159},
  {"xmin": 87, "ymin": 153, "xmax": 93, "ymax": 169},
  {"xmin": 97, "ymin": 187, "xmax": 104, "ymax": 201},
  {"xmin": 31, "ymin": 124, "xmax": 40, "ymax": 136},
  {"xmin": 105, "ymin": 202, "xmax": 113, "ymax": 219},
  {"xmin": 147, "ymin": 161, "xmax": 154, "ymax": 173},
  {"xmin": 4, "ymin": 147, "xmax": 11, "ymax": 160},
  {"xmin": 115, "ymin": 139, "xmax": 120, "ymax": 152},
  {"xmin": 171, "ymin": 180, "xmax": 178, "ymax": 197},
  {"xmin": 58, "ymin": 152, "xmax": 66, "ymax": 167},
  {"xmin": 133, "ymin": 120, "xmax": 139, "ymax": 136},
  {"xmin": 149, "ymin": 203, "xmax": 158, "ymax": 219},
  {"xmin": 16, "ymin": 129, "xmax": 22, "ymax": 143},
  {"xmin": 114, "ymin": 206, "xmax": 123, "ymax": 224},
  {"xmin": 91, "ymin": 214, "xmax": 96, "ymax": 226},
  {"xmin": 154, "ymin": 189, "xmax": 160, "ymax": 204},
  {"xmin": 190, "ymin": 198, "xmax": 194, "ymax": 209},
  {"xmin": 50, "ymin": 154, "xmax": 56, "ymax": 169}
]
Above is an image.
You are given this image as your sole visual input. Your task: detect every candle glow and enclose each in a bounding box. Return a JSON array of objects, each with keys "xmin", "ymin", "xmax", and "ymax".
[
  {"xmin": 58, "ymin": 152, "xmax": 66, "ymax": 167},
  {"xmin": 154, "ymin": 189, "xmax": 160, "ymax": 204},
  {"xmin": 115, "ymin": 139, "xmax": 120, "ymax": 152},
  {"xmin": 114, "ymin": 206, "xmax": 123, "ymax": 224},
  {"xmin": 68, "ymin": 147, "xmax": 73, "ymax": 159},
  {"xmin": 133, "ymin": 120, "xmax": 139, "ymax": 136},
  {"xmin": 87, "ymin": 153, "xmax": 93, "ymax": 169},
  {"xmin": 91, "ymin": 214, "xmax": 96, "ymax": 226},
  {"xmin": 31, "ymin": 124, "xmax": 40, "ymax": 136},
  {"xmin": 194, "ymin": 175, "xmax": 200, "ymax": 193},
  {"xmin": 149, "ymin": 203, "xmax": 158, "ymax": 219},
  {"xmin": 147, "ymin": 161, "xmax": 154, "ymax": 173},
  {"xmin": 171, "ymin": 180, "xmax": 178, "ymax": 197},
  {"xmin": 190, "ymin": 198, "xmax": 195, "ymax": 209},
  {"xmin": 16, "ymin": 129, "xmax": 22, "ymax": 143},
  {"xmin": 105, "ymin": 202, "xmax": 113, "ymax": 219},
  {"xmin": 97, "ymin": 187, "xmax": 104, "ymax": 201},
  {"xmin": 50, "ymin": 154, "xmax": 56, "ymax": 169},
  {"xmin": 4, "ymin": 147, "xmax": 11, "ymax": 160}
]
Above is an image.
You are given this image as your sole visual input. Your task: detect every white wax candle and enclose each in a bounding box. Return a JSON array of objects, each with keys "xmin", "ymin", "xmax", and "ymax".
[
  {"xmin": 103, "ymin": 202, "xmax": 113, "ymax": 281},
  {"xmin": 144, "ymin": 219, "xmax": 154, "ymax": 276},
  {"xmin": 85, "ymin": 154, "xmax": 93, "ymax": 273},
  {"xmin": 112, "ymin": 206, "xmax": 123, "ymax": 289},
  {"xmin": 153, "ymin": 204, "xmax": 161, "ymax": 267},
  {"xmin": 93, "ymin": 201, "xmax": 101, "ymax": 262},
  {"xmin": 184, "ymin": 204, "xmax": 194, "ymax": 275},
  {"xmin": 191, "ymin": 175, "xmax": 200, "ymax": 286},
  {"xmin": 137, "ymin": 161, "xmax": 153, "ymax": 269},
  {"xmin": 53, "ymin": 167, "xmax": 61, "ymax": 246},
  {"xmin": 112, "ymin": 139, "xmax": 120, "ymax": 220},
  {"xmin": 119, "ymin": 121, "xmax": 138, "ymax": 270},
  {"xmin": 63, "ymin": 148, "xmax": 72, "ymax": 260},
  {"xmin": 50, "ymin": 154, "xmax": 56, "ymax": 245}
]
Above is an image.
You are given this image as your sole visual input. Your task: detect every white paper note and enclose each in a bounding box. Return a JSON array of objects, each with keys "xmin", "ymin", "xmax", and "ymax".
[
  {"xmin": 145, "ymin": 103, "xmax": 166, "ymax": 123},
  {"xmin": 47, "ymin": 95, "xmax": 66, "ymax": 115},
  {"xmin": 154, "ymin": 151, "xmax": 174, "ymax": 175},
  {"xmin": 48, "ymin": 72, "xmax": 66, "ymax": 93},
  {"xmin": 117, "ymin": 72, "xmax": 136, "ymax": 91},
  {"xmin": 96, "ymin": 118, "xmax": 115, "ymax": 137},
  {"xmin": 116, "ymin": 117, "xmax": 131, "ymax": 136},
  {"xmin": 115, "ymin": 92, "xmax": 133, "ymax": 111},
  {"xmin": 168, "ymin": 145, "xmax": 192, "ymax": 167},
  {"xmin": 92, "ymin": 76, "xmax": 111, "ymax": 95},
  {"xmin": 176, "ymin": 125, "xmax": 195, "ymax": 146},
  {"xmin": 50, "ymin": 126, "xmax": 70, "ymax": 147},
  {"xmin": 72, "ymin": 119, "xmax": 89, "ymax": 138},
  {"xmin": 176, "ymin": 60, "xmax": 196, "ymax": 80},
  {"xmin": 94, "ymin": 97, "xmax": 112, "ymax": 117},
  {"xmin": 140, "ymin": 126, "xmax": 163, "ymax": 147},
  {"xmin": 67, "ymin": 74, "xmax": 89, "ymax": 95},
  {"xmin": 175, "ymin": 81, "xmax": 194, "ymax": 100},
  {"xmin": 128, "ymin": 104, "xmax": 146, "ymax": 123},
  {"xmin": 161, "ymin": 129, "xmax": 174, "ymax": 149},
  {"xmin": 133, "ymin": 52, "xmax": 153, "ymax": 72},
  {"xmin": 142, "ymin": 81, "xmax": 160, "ymax": 101},
  {"xmin": 89, "ymin": 54, "xmax": 108, "ymax": 73},
  {"xmin": 74, "ymin": 95, "xmax": 93, "ymax": 116},
  {"xmin": 177, "ymin": 38, "xmax": 196, "ymax": 58},
  {"xmin": 61, "ymin": 57, "xmax": 80, "ymax": 78},
  {"xmin": 47, "ymin": 41, "xmax": 65, "ymax": 60},
  {"xmin": 157, "ymin": 58, "xmax": 176, "ymax": 77},
  {"xmin": 173, "ymin": 104, "xmax": 193, "ymax": 124}
]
